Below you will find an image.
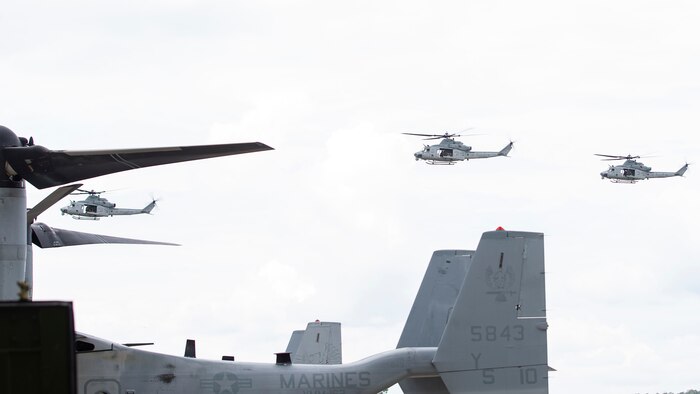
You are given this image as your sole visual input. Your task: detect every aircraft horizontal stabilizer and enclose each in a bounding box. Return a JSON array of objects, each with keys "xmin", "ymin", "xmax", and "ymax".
[
  {"xmin": 30, "ymin": 222, "xmax": 179, "ymax": 248},
  {"xmin": 5, "ymin": 142, "xmax": 273, "ymax": 189}
]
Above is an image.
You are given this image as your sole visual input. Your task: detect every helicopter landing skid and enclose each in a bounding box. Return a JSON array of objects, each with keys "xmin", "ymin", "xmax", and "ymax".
[
  {"xmin": 425, "ymin": 160, "xmax": 455, "ymax": 165},
  {"xmin": 610, "ymin": 179, "xmax": 637, "ymax": 184}
]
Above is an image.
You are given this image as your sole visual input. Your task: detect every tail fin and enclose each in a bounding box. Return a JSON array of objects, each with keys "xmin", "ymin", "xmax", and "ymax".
[
  {"xmin": 499, "ymin": 142, "xmax": 514, "ymax": 156},
  {"xmin": 676, "ymin": 163, "xmax": 689, "ymax": 176},
  {"xmin": 397, "ymin": 250, "xmax": 473, "ymax": 394},
  {"xmin": 141, "ymin": 200, "xmax": 157, "ymax": 214},
  {"xmin": 285, "ymin": 321, "xmax": 342, "ymax": 365},
  {"xmin": 433, "ymin": 230, "xmax": 549, "ymax": 393}
]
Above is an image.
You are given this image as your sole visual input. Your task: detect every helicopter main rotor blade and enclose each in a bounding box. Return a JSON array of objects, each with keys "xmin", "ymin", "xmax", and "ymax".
[
  {"xmin": 27, "ymin": 183, "xmax": 83, "ymax": 224},
  {"xmin": 402, "ymin": 132, "xmax": 481, "ymax": 140},
  {"xmin": 594, "ymin": 153, "xmax": 640, "ymax": 160},
  {"xmin": 4, "ymin": 142, "xmax": 274, "ymax": 189},
  {"xmin": 72, "ymin": 188, "xmax": 106, "ymax": 195},
  {"xmin": 30, "ymin": 222, "xmax": 179, "ymax": 248},
  {"xmin": 402, "ymin": 133, "xmax": 446, "ymax": 138}
]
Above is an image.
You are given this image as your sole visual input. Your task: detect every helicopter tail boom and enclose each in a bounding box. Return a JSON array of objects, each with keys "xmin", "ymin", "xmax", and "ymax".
[{"xmin": 645, "ymin": 163, "xmax": 689, "ymax": 179}]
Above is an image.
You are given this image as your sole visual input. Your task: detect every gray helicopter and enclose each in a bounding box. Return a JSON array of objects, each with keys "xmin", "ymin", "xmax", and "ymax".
[
  {"xmin": 60, "ymin": 189, "xmax": 157, "ymax": 220},
  {"xmin": 404, "ymin": 132, "xmax": 513, "ymax": 165},
  {"xmin": 596, "ymin": 154, "xmax": 689, "ymax": 183}
]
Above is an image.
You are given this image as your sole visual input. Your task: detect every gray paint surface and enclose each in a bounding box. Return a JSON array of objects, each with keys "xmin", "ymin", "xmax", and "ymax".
[
  {"xmin": 397, "ymin": 249, "xmax": 473, "ymax": 394},
  {"xmin": 75, "ymin": 230, "xmax": 549, "ymax": 393}
]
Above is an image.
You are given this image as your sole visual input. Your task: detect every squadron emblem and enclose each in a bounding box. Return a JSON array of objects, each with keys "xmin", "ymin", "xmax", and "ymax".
[{"xmin": 485, "ymin": 252, "xmax": 516, "ymax": 302}]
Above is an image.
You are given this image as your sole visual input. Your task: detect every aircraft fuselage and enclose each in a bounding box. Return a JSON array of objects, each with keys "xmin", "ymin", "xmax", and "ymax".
[
  {"xmin": 77, "ymin": 338, "xmax": 438, "ymax": 394},
  {"xmin": 413, "ymin": 141, "xmax": 513, "ymax": 164},
  {"xmin": 600, "ymin": 168, "xmax": 685, "ymax": 182},
  {"xmin": 60, "ymin": 200, "xmax": 156, "ymax": 219},
  {"xmin": 599, "ymin": 160, "xmax": 688, "ymax": 183}
]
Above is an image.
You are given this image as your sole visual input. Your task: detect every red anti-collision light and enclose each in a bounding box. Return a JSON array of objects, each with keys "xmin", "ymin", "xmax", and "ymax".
[{"xmin": 496, "ymin": 226, "xmax": 505, "ymax": 231}]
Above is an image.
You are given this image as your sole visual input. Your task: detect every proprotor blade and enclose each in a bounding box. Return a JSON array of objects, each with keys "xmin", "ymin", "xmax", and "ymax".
[
  {"xmin": 27, "ymin": 184, "xmax": 82, "ymax": 223},
  {"xmin": 5, "ymin": 142, "xmax": 274, "ymax": 189},
  {"xmin": 30, "ymin": 222, "xmax": 179, "ymax": 248}
]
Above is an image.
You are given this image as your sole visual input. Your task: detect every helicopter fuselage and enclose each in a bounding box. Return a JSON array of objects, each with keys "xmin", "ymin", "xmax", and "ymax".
[
  {"xmin": 600, "ymin": 160, "xmax": 688, "ymax": 183},
  {"xmin": 413, "ymin": 140, "xmax": 513, "ymax": 165},
  {"xmin": 60, "ymin": 198, "xmax": 156, "ymax": 219}
]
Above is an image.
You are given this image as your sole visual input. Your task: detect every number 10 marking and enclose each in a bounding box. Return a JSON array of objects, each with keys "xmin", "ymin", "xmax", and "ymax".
[{"xmin": 519, "ymin": 367, "xmax": 538, "ymax": 384}]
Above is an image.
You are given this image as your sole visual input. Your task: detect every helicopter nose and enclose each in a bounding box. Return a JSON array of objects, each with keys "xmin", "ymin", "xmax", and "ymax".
[{"xmin": 600, "ymin": 171, "xmax": 608, "ymax": 178}]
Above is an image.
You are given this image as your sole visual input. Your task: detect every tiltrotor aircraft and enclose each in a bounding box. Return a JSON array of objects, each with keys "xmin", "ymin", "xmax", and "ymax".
[
  {"xmin": 77, "ymin": 229, "xmax": 551, "ymax": 394},
  {"xmin": 0, "ymin": 124, "xmax": 273, "ymax": 301},
  {"xmin": 404, "ymin": 132, "xmax": 513, "ymax": 164},
  {"xmin": 60, "ymin": 189, "xmax": 157, "ymax": 220},
  {"xmin": 596, "ymin": 154, "xmax": 689, "ymax": 183}
]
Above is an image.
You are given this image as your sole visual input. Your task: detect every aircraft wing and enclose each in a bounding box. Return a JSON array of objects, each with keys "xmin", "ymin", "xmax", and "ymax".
[
  {"xmin": 30, "ymin": 222, "xmax": 179, "ymax": 248},
  {"xmin": 5, "ymin": 142, "xmax": 273, "ymax": 189}
]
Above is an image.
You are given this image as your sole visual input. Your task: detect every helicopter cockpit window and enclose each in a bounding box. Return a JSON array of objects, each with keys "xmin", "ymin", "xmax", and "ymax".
[
  {"xmin": 438, "ymin": 149, "xmax": 453, "ymax": 157},
  {"xmin": 84, "ymin": 205, "xmax": 97, "ymax": 214},
  {"xmin": 623, "ymin": 169, "xmax": 635, "ymax": 176}
]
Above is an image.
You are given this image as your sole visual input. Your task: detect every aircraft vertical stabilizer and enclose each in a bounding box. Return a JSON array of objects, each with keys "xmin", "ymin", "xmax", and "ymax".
[
  {"xmin": 499, "ymin": 142, "xmax": 514, "ymax": 156},
  {"xmin": 286, "ymin": 330, "xmax": 305, "ymax": 355},
  {"xmin": 676, "ymin": 163, "xmax": 689, "ymax": 176},
  {"xmin": 397, "ymin": 249, "xmax": 473, "ymax": 394},
  {"xmin": 141, "ymin": 200, "xmax": 157, "ymax": 214},
  {"xmin": 433, "ymin": 230, "xmax": 549, "ymax": 394},
  {"xmin": 285, "ymin": 321, "xmax": 342, "ymax": 365}
]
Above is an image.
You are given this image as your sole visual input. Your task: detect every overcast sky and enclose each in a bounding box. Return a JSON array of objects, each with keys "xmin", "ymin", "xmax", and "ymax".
[{"xmin": 2, "ymin": 1, "xmax": 699, "ymax": 393}]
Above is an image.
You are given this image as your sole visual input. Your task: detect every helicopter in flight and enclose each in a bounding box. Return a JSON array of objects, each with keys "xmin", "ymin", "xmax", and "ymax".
[
  {"xmin": 403, "ymin": 132, "xmax": 513, "ymax": 164},
  {"xmin": 60, "ymin": 189, "xmax": 157, "ymax": 220},
  {"xmin": 596, "ymin": 154, "xmax": 689, "ymax": 183}
]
